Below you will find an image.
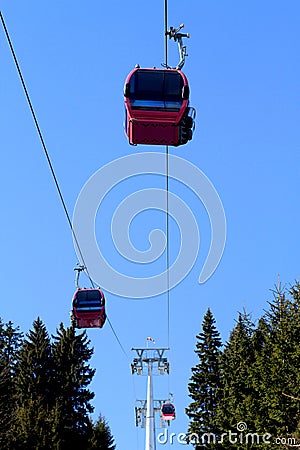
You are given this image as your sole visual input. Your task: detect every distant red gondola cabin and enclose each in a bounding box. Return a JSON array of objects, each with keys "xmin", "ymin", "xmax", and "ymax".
[
  {"xmin": 71, "ymin": 288, "xmax": 106, "ymax": 329},
  {"xmin": 161, "ymin": 403, "xmax": 176, "ymax": 421},
  {"xmin": 124, "ymin": 67, "xmax": 195, "ymax": 146}
]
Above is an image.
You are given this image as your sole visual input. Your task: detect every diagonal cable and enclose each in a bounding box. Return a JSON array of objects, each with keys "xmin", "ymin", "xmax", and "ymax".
[
  {"xmin": 0, "ymin": 11, "xmax": 95, "ymax": 287},
  {"xmin": 0, "ymin": 12, "xmax": 129, "ymax": 358}
]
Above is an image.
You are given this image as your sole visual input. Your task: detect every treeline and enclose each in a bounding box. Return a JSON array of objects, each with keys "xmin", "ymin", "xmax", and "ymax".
[
  {"xmin": 186, "ymin": 282, "xmax": 300, "ymax": 449},
  {"xmin": 0, "ymin": 317, "xmax": 115, "ymax": 450}
]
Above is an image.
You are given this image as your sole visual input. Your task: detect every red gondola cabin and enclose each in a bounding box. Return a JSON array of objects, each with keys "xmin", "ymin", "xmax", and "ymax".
[
  {"xmin": 71, "ymin": 288, "xmax": 106, "ymax": 329},
  {"xmin": 124, "ymin": 67, "xmax": 195, "ymax": 146},
  {"xmin": 161, "ymin": 403, "xmax": 176, "ymax": 421}
]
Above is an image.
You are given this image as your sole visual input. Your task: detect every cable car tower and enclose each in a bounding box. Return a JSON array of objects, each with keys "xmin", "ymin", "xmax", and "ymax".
[{"xmin": 131, "ymin": 347, "xmax": 170, "ymax": 450}]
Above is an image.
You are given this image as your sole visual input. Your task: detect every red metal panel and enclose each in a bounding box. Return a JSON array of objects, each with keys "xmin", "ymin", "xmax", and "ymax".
[
  {"xmin": 73, "ymin": 310, "xmax": 106, "ymax": 329},
  {"xmin": 129, "ymin": 120, "xmax": 179, "ymax": 146},
  {"xmin": 76, "ymin": 315, "xmax": 105, "ymax": 329}
]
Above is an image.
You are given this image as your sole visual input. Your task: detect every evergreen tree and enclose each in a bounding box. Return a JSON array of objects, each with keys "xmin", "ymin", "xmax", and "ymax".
[
  {"xmin": 12, "ymin": 397, "xmax": 57, "ymax": 450},
  {"xmin": 14, "ymin": 317, "xmax": 52, "ymax": 403},
  {"xmin": 51, "ymin": 323, "xmax": 96, "ymax": 450},
  {"xmin": 257, "ymin": 285, "xmax": 300, "ymax": 444},
  {"xmin": 186, "ymin": 283, "xmax": 300, "ymax": 449},
  {"xmin": 216, "ymin": 311, "xmax": 256, "ymax": 449},
  {"xmin": 249, "ymin": 316, "xmax": 271, "ymax": 434},
  {"xmin": 0, "ymin": 316, "xmax": 115, "ymax": 450},
  {"xmin": 2, "ymin": 320, "xmax": 23, "ymax": 368},
  {"xmin": 88, "ymin": 414, "xmax": 116, "ymax": 449},
  {"xmin": 12, "ymin": 317, "xmax": 54, "ymax": 449},
  {"xmin": 186, "ymin": 308, "xmax": 222, "ymax": 449},
  {"xmin": 287, "ymin": 282, "xmax": 300, "ymax": 428},
  {"xmin": 0, "ymin": 357, "xmax": 11, "ymax": 448},
  {"xmin": 0, "ymin": 319, "xmax": 23, "ymax": 449},
  {"xmin": 0, "ymin": 318, "xmax": 10, "ymax": 447}
]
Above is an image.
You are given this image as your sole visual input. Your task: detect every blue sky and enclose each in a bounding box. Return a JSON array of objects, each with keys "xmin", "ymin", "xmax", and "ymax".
[{"xmin": 0, "ymin": 1, "xmax": 299, "ymax": 448}]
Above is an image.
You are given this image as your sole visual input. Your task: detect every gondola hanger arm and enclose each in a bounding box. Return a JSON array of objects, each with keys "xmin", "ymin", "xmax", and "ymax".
[
  {"xmin": 74, "ymin": 264, "xmax": 86, "ymax": 289},
  {"xmin": 165, "ymin": 23, "xmax": 190, "ymax": 70}
]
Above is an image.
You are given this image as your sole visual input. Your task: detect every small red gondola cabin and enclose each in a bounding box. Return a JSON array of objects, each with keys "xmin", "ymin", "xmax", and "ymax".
[
  {"xmin": 124, "ymin": 67, "xmax": 195, "ymax": 146},
  {"xmin": 161, "ymin": 403, "xmax": 176, "ymax": 421},
  {"xmin": 71, "ymin": 288, "xmax": 106, "ymax": 329}
]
